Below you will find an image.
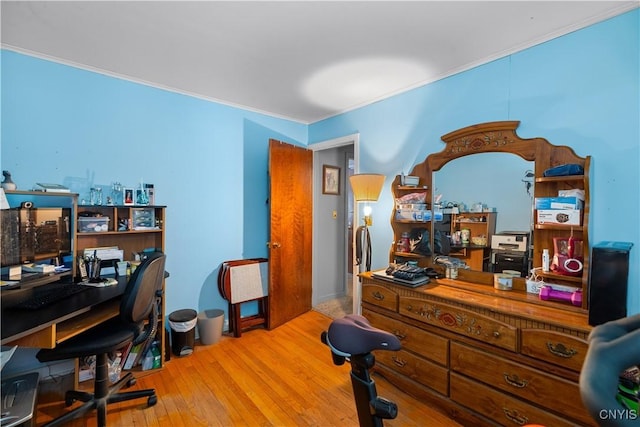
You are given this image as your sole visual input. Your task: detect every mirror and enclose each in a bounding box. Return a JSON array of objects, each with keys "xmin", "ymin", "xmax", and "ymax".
[{"xmin": 434, "ymin": 153, "xmax": 534, "ymax": 233}]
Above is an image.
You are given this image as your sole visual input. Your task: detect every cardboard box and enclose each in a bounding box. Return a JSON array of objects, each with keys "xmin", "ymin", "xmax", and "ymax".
[
  {"xmin": 395, "ymin": 209, "xmax": 430, "ymax": 222},
  {"xmin": 534, "ymin": 197, "xmax": 583, "ymax": 210},
  {"xmin": 558, "ymin": 189, "xmax": 585, "ymax": 200},
  {"xmin": 537, "ymin": 209, "xmax": 582, "ymax": 225}
]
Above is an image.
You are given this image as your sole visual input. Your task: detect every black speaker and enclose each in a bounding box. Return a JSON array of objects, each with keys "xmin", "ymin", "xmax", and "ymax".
[{"xmin": 588, "ymin": 241, "xmax": 633, "ymax": 326}]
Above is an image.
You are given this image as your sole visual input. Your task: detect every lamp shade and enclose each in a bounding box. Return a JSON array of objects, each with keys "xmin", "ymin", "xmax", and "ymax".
[{"xmin": 349, "ymin": 174, "xmax": 385, "ymax": 202}]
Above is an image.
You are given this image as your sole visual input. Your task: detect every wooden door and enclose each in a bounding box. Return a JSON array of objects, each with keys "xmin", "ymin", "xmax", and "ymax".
[{"xmin": 268, "ymin": 139, "xmax": 313, "ymax": 329}]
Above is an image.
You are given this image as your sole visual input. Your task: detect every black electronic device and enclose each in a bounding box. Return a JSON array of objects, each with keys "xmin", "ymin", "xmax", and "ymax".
[{"xmin": 588, "ymin": 241, "xmax": 633, "ymax": 326}]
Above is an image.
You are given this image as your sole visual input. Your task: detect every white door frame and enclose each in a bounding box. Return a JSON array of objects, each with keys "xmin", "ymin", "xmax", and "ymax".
[{"xmin": 309, "ymin": 133, "xmax": 361, "ymax": 315}]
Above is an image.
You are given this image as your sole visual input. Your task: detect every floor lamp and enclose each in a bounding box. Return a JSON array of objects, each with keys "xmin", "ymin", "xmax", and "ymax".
[{"xmin": 349, "ymin": 174, "xmax": 385, "ymax": 273}]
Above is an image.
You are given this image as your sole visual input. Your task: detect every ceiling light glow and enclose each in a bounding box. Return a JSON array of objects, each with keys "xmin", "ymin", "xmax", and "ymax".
[{"xmin": 302, "ymin": 57, "xmax": 428, "ymax": 111}]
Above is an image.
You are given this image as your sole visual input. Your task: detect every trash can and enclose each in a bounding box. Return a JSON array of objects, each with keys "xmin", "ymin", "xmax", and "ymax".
[
  {"xmin": 169, "ymin": 309, "xmax": 197, "ymax": 356},
  {"xmin": 197, "ymin": 309, "xmax": 225, "ymax": 345}
]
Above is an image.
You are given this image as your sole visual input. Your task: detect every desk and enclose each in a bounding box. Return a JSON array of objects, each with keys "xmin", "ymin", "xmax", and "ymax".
[{"xmin": 1, "ymin": 277, "xmax": 127, "ymax": 348}]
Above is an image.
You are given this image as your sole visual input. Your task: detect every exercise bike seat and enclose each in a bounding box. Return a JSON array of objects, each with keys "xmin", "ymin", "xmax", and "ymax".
[{"xmin": 325, "ymin": 314, "xmax": 401, "ymax": 357}]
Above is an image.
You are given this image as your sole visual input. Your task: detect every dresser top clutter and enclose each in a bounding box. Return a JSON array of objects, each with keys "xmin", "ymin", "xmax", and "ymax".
[{"xmin": 363, "ymin": 121, "xmax": 604, "ymax": 426}]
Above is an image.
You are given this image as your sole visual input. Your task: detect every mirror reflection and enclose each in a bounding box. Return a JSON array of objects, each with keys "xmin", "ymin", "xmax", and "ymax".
[{"xmin": 433, "ymin": 153, "xmax": 534, "ymax": 273}]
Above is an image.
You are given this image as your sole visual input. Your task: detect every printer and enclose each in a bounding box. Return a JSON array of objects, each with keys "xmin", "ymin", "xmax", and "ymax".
[
  {"xmin": 491, "ymin": 232, "xmax": 530, "ymax": 277},
  {"xmin": 491, "ymin": 232, "xmax": 528, "ymax": 252}
]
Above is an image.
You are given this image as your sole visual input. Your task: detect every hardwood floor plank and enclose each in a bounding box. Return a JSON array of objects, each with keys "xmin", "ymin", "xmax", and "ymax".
[{"xmin": 36, "ymin": 310, "xmax": 461, "ymax": 426}]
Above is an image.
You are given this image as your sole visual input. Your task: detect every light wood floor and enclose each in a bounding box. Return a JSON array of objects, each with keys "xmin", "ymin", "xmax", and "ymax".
[{"xmin": 36, "ymin": 310, "xmax": 461, "ymax": 426}]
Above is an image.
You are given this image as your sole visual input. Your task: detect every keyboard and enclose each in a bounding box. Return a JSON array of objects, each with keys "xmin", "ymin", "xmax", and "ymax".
[{"xmin": 13, "ymin": 284, "xmax": 90, "ymax": 310}]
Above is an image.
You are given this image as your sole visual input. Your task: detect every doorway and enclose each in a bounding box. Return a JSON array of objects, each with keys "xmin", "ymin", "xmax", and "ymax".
[{"xmin": 310, "ymin": 134, "xmax": 359, "ymax": 319}]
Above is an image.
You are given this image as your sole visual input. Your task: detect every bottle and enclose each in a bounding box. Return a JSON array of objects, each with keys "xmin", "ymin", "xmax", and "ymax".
[
  {"xmin": 151, "ymin": 343, "xmax": 161, "ymax": 369},
  {"xmin": 542, "ymin": 249, "xmax": 550, "ymax": 272}
]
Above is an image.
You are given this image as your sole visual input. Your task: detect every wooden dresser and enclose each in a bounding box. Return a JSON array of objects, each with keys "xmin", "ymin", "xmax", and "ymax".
[{"xmin": 361, "ymin": 273, "xmax": 594, "ymax": 427}]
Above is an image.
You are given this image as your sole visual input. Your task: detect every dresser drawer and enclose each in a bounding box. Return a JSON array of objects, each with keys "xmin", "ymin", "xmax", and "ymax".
[
  {"xmin": 376, "ymin": 349, "xmax": 449, "ymax": 396},
  {"xmin": 450, "ymin": 373, "xmax": 580, "ymax": 427},
  {"xmin": 450, "ymin": 342, "xmax": 594, "ymax": 426},
  {"xmin": 399, "ymin": 296, "xmax": 518, "ymax": 352},
  {"xmin": 363, "ymin": 309, "xmax": 448, "ymax": 366},
  {"xmin": 521, "ymin": 329, "xmax": 588, "ymax": 372},
  {"xmin": 362, "ymin": 283, "xmax": 398, "ymax": 311}
]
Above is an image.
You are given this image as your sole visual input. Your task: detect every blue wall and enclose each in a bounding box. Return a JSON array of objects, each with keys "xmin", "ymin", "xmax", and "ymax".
[
  {"xmin": 2, "ymin": 9, "xmax": 638, "ymax": 317},
  {"xmin": 1, "ymin": 51, "xmax": 307, "ymax": 321},
  {"xmin": 309, "ymin": 10, "xmax": 639, "ymax": 314}
]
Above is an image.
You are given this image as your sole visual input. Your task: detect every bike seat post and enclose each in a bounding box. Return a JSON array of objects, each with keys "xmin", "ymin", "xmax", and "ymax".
[{"xmin": 322, "ymin": 315, "xmax": 401, "ymax": 427}]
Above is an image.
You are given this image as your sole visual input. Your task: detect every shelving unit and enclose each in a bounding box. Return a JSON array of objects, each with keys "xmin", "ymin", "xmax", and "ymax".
[
  {"xmin": 533, "ymin": 168, "xmax": 590, "ymax": 298},
  {"xmin": 448, "ymin": 212, "xmax": 496, "ymax": 271},
  {"xmin": 75, "ymin": 205, "xmax": 165, "ymax": 264},
  {"xmin": 389, "ymin": 181, "xmax": 431, "ymax": 266},
  {"xmin": 75, "ymin": 204, "xmax": 167, "ymax": 370}
]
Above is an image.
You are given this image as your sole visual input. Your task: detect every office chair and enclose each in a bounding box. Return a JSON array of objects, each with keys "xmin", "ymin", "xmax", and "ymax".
[
  {"xmin": 321, "ymin": 314, "xmax": 401, "ymax": 427},
  {"xmin": 36, "ymin": 252, "xmax": 167, "ymax": 427}
]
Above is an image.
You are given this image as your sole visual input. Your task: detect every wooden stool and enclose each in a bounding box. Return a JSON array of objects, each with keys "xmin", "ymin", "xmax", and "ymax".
[{"xmin": 218, "ymin": 258, "xmax": 269, "ymax": 337}]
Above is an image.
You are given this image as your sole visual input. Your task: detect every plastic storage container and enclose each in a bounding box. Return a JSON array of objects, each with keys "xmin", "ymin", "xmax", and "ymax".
[
  {"xmin": 78, "ymin": 217, "xmax": 110, "ymax": 232},
  {"xmin": 168, "ymin": 309, "xmax": 197, "ymax": 356}
]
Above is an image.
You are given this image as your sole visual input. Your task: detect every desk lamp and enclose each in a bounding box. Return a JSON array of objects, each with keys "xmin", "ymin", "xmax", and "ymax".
[{"xmin": 349, "ymin": 174, "xmax": 385, "ymax": 272}]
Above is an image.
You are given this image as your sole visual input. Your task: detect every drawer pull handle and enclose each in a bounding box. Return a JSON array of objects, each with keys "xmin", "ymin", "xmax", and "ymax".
[
  {"xmin": 547, "ymin": 342, "xmax": 577, "ymax": 358},
  {"xmin": 405, "ymin": 304, "xmax": 426, "ymax": 316},
  {"xmin": 393, "ymin": 330, "xmax": 406, "ymax": 340},
  {"xmin": 493, "ymin": 331, "xmax": 501, "ymax": 338},
  {"xmin": 392, "ymin": 356, "xmax": 406, "ymax": 368},
  {"xmin": 503, "ymin": 373, "xmax": 529, "ymax": 388},
  {"xmin": 503, "ymin": 408, "xmax": 529, "ymax": 425},
  {"xmin": 372, "ymin": 292, "xmax": 385, "ymax": 301}
]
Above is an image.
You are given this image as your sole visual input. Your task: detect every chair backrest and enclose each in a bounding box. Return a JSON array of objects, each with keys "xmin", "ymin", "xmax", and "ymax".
[{"xmin": 120, "ymin": 252, "xmax": 166, "ymax": 325}]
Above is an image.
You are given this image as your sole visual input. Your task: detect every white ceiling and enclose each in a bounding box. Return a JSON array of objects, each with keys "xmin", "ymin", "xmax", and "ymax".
[{"xmin": 2, "ymin": 1, "xmax": 637, "ymax": 123}]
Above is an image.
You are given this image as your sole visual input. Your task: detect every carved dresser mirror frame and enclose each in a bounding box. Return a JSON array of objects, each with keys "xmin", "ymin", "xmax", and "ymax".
[{"xmin": 393, "ymin": 121, "xmax": 591, "ymax": 309}]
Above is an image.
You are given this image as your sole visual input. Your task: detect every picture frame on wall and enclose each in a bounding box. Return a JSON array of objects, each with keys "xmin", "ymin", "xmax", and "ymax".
[
  {"xmin": 322, "ymin": 165, "xmax": 340, "ymax": 195},
  {"xmin": 123, "ymin": 188, "xmax": 135, "ymax": 206}
]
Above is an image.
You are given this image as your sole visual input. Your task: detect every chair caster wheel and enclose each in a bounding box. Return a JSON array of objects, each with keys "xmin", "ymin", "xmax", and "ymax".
[
  {"xmin": 127, "ymin": 377, "xmax": 137, "ymax": 387},
  {"xmin": 148, "ymin": 395, "xmax": 157, "ymax": 406}
]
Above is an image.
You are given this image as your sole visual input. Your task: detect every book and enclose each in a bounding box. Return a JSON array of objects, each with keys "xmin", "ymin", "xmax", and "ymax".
[
  {"xmin": 123, "ymin": 343, "xmax": 143, "ymax": 370},
  {"xmin": 35, "ymin": 183, "xmax": 71, "ymax": 193},
  {"xmin": 119, "ymin": 342, "xmax": 133, "ymax": 368}
]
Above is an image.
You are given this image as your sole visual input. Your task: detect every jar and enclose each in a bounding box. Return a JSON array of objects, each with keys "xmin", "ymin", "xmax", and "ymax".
[
  {"xmin": 460, "ymin": 229, "xmax": 470, "ymax": 244},
  {"xmin": 399, "ymin": 232, "xmax": 411, "ymax": 252}
]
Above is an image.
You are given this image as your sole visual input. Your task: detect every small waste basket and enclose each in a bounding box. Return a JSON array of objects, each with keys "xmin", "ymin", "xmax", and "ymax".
[
  {"xmin": 169, "ymin": 309, "xmax": 197, "ymax": 356},
  {"xmin": 197, "ymin": 309, "xmax": 225, "ymax": 345}
]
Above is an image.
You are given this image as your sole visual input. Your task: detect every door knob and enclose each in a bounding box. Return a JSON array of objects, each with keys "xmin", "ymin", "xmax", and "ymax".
[{"xmin": 266, "ymin": 242, "xmax": 281, "ymax": 248}]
